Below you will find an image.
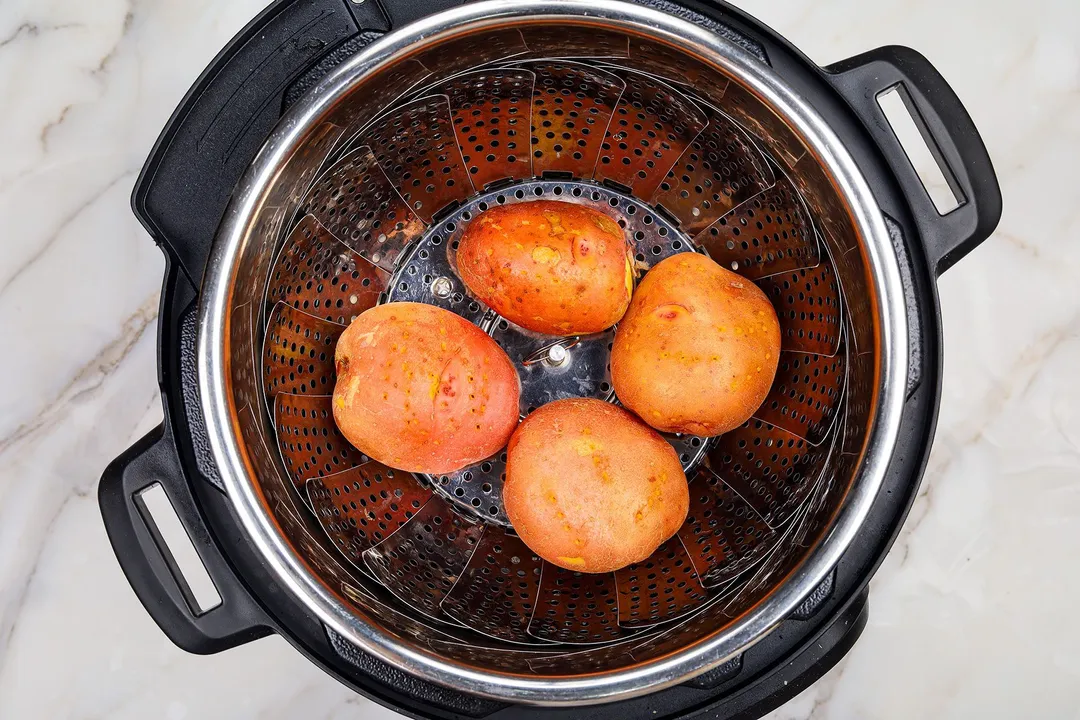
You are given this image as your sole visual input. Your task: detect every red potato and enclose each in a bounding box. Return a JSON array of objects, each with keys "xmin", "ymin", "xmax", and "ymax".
[
  {"xmin": 503, "ymin": 398, "xmax": 689, "ymax": 573},
  {"xmin": 332, "ymin": 303, "xmax": 520, "ymax": 474},
  {"xmin": 456, "ymin": 200, "xmax": 634, "ymax": 336},
  {"xmin": 611, "ymin": 252, "xmax": 781, "ymax": 436}
]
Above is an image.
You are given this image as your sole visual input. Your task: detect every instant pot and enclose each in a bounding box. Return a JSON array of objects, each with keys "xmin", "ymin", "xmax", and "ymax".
[{"xmin": 100, "ymin": 0, "xmax": 1001, "ymax": 717}]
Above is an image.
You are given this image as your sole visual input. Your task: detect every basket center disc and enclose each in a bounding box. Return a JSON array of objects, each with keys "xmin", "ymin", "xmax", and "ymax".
[{"xmin": 385, "ymin": 179, "xmax": 710, "ymax": 526}]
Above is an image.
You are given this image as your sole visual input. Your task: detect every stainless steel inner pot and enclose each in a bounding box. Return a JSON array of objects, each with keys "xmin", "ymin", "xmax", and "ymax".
[{"xmin": 198, "ymin": 0, "xmax": 907, "ymax": 705}]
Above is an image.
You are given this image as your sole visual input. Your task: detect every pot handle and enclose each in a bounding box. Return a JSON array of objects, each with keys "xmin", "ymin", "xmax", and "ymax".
[
  {"xmin": 826, "ymin": 46, "xmax": 1002, "ymax": 276},
  {"xmin": 99, "ymin": 423, "xmax": 273, "ymax": 654}
]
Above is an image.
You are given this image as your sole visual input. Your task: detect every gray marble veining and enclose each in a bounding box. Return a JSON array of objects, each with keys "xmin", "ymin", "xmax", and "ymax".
[{"xmin": 0, "ymin": 0, "xmax": 1077, "ymax": 717}]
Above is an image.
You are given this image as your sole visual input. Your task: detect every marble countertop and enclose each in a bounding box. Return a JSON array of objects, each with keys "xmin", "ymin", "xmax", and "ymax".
[{"xmin": 1, "ymin": 0, "xmax": 1076, "ymax": 717}]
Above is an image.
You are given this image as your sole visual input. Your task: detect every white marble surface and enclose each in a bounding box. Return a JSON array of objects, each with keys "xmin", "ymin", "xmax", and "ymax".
[{"xmin": 0, "ymin": 0, "xmax": 1077, "ymax": 717}]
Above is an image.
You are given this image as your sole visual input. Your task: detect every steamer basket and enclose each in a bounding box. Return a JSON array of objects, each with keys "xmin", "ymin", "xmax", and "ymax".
[{"xmin": 198, "ymin": 1, "xmax": 908, "ymax": 704}]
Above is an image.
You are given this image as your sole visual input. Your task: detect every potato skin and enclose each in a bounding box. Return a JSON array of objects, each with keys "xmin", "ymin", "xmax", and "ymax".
[
  {"xmin": 332, "ymin": 303, "xmax": 520, "ymax": 475},
  {"xmin": 456, "ymin": 200, "xmax": 634, "ymax": 336},
  {"xmin": 611, "ymin": 253, "xmax": 781, "ymax": 436},
  {"xmin": 503, "ymin": 399, "xmax": 689, "ymax": 573}
]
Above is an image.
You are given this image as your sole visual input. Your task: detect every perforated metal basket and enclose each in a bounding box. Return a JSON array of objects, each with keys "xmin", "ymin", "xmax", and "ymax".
[{"xmin": 197, "ymin": 0, "xmax": 908, "ymax": 705}]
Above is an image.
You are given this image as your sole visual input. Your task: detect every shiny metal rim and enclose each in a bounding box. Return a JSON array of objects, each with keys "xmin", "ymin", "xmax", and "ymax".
[{"xmin": 199, "ymin": 0, "xmax": 907, "ymax": 705}]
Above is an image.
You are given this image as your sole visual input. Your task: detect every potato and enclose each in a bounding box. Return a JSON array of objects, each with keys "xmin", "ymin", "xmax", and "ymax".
[
  {"xmin": 456, "ymin": 200, "xmax": 634, "ymax": 336},
  {"xmin": 333, "ymin": 302, "xmax": 520, "ymax": 475},
  {"xmin": 611, "ymin": 252, "xmax": 780, "ymax": 436},
  {"xmin": 503, "ymin": 398, "xmax": 689, "ymax": 573}
]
